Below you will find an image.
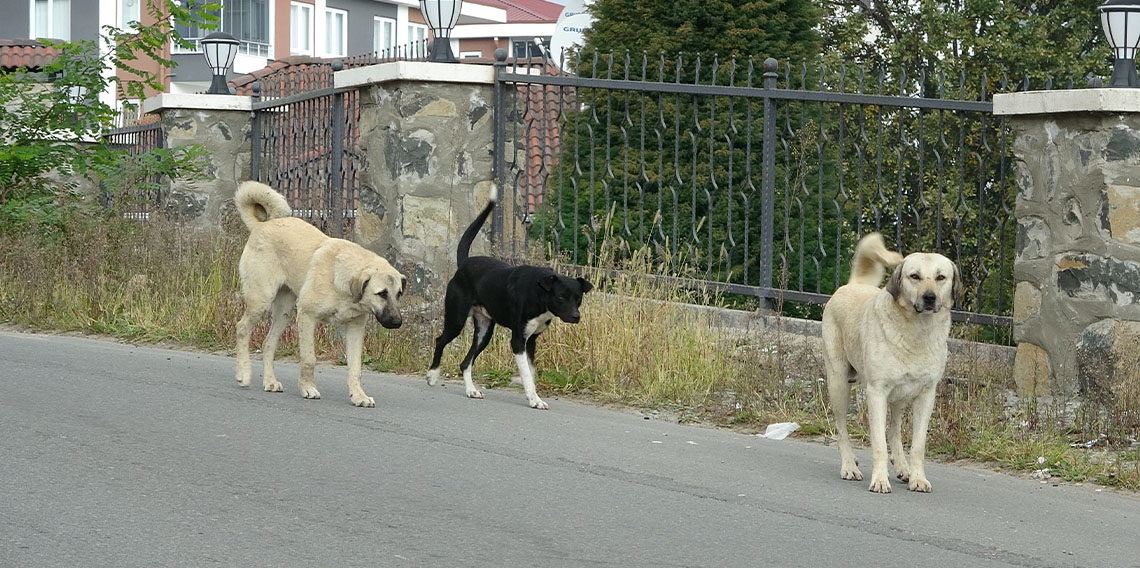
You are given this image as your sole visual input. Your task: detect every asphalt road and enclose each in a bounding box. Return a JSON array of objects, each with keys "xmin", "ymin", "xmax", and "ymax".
[{"xmin": 1, "ymin": 329, "xmax": 1137, "ymax": 568}]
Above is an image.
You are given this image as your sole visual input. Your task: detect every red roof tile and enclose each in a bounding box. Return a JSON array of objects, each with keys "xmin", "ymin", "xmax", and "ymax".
[
  {"xmin": 0, "ymin": 39, "xmax": 60, "ymax": 71},
  {"xmin": 473, "ymin": 0, "xmax": 562, "ymax": 23}
]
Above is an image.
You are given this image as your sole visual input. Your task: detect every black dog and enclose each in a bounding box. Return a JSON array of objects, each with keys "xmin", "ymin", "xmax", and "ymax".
[{"xmin": 426, "ymin": 188, "xmax": 592, "ymax": 409}]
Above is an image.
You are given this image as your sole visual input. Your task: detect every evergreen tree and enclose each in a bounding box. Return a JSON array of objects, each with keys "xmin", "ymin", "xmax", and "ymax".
[{"xmin": 584, "ymin": 0, "xmax": 822, "ymax": 64}]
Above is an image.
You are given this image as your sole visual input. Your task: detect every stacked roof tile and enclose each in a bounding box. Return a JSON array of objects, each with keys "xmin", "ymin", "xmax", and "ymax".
[{"xmin": 0, "ymin": 39, "xmax": 60, "ymax": 71}]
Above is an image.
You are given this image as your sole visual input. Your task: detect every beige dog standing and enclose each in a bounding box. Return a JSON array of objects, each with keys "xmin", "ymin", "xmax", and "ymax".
[
  {"xmin": 233, "ymin": 181, "xmax": 406, "ymax": 407},
  {"xmin": 822, "ymin": 233, "xmax": 962, "ymax": 493}
]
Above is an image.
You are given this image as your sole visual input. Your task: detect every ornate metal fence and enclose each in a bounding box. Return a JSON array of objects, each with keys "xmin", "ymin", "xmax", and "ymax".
[
  {"xmin": 493, "ymin": 51, "xmax": 1019, "ymax": 328},
  {"xmin": 101, "ymin": 120, "xmax": 165, "ymax": 220},
  {"xmin": 246, "ymin": 50, "xmax": 434, "ymax": 238},
  {"xmin": 249, "ymin": 61, "xmax": 360, "ymax": 238}
]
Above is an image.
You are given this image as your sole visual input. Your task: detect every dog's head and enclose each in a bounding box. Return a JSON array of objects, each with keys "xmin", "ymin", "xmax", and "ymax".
[
  {"xmin": 349, "ymin": 262, "xmax": 407, "ymax": 329},
  {"xmin": 885, "ymin": 252, "xmax": 962, "ymax": 314},
  {"xmin": 540, "ymin": 274, "xmax": 593, "ymax": 324}
]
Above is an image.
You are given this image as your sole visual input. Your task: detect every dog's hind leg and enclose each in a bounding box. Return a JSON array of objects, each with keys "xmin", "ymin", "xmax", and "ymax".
[
  {"xmin": 459, "ymin": 313, "xmax": 494, "ymax": 399},
  {"xmin": 258, "ymin": 288, "xmax": 296, "ymax": 393},
  {"xmin": 823, "ymin": 327, "xmax": 861, "ymax": 481},
  {"xmin": 889, "ymin": 399, "xmax": 911, "ymax": 482},
  {"xmin": 296, "ymin": 312, "xmax": 321, "ymax": 400},
  {"xmin": 512, "ymin": 331, "xmax": 547, "ymax": 410},
  {"xmin": 235, "ymin": 288, "xmax": 273, "ymax": 388},
  {"xmin": 427, "ymin": 287, "xmax": 471, "ymax": 387},
  {"xmin": 827, "ymin": 368, "xmax": 862, "ymax": 482},
  {"xmin": 343, "ymin": 316, "xmax": 375, "ymax": 408}
]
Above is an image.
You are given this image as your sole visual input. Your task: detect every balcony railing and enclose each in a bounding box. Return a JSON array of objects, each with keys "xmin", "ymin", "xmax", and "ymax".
[{"xmin": 172, "ymin": 37, "xmax": 271, "ymax": 58}]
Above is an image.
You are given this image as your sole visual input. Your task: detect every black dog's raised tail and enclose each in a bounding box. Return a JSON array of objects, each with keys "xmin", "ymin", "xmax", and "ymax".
[{"xmin": 457, "ymin": 184, "xmax": 500, "ymax": 264}]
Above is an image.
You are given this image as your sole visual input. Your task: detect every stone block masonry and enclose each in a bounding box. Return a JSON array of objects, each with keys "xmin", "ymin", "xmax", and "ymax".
[
  {"xmin": 143, "ymin": 94, "xmax": 252, "ymax": 228},
  {"xmin": 996, "ymin": 89, "xmax": 1140, "ymax": 397},
  {"xmin": 352, "ymin": 80, "xmax": 495, "ymax": 297}
]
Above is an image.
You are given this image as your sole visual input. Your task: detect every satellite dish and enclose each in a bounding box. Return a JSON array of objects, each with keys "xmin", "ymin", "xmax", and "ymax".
[
  {"xmin": 555, "ymin": 0, "xmax": 588, "ymax": 23},
  {"xmin": 548, "ymin": 12, "xmax": 594, "ymax": 71}
]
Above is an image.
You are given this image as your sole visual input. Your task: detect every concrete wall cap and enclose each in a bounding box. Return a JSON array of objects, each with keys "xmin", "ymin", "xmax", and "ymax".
[
  {"xmin": 334, "ymin": 61, "xmax": 496, "ymax": 89},
  {"xmin": 142, "ymin": 93, "xmax": 252, "ymax": 114},
  {"xmin": 994, "ymin": 88, "xmax": 1140, "ymax": 116}
]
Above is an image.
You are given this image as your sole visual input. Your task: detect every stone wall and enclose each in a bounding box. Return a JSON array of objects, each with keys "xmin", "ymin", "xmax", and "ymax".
[
  {"xmin": 349, "ymin": 72, "xmax": 498, "ymax": 301},
  {"xmin": 1008, "ymin": 107, "xmax": 1140, "ymax": 397},
  {"xmin": 142, "ymin": 67, "xmax": 514, "ymax": 301},
  {"xmin": 143, "ymin": 95, "xmax": 252, "ymax": 229}
]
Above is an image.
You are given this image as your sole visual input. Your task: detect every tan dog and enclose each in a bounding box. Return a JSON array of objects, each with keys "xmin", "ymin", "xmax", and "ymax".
[
  {"xmin": 233, "ymin": 181, "xmax": 406, "ymax": 407},
  {"xmin": 822, "ymin": 233, "xmax": 962, "ymax": 493}
]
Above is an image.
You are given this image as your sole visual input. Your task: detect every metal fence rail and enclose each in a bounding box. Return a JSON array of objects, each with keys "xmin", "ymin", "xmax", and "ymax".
[
  {"xmin": 101, "ymin": 120, "xmax": 165, "ymax": 219},
  {"xmin": 493, "ymin": 52, "xmax": 1016, "ymax": 327},
  {"xmin": 250, "ymin": 61, "xmax": 360, "ymax": 238}
]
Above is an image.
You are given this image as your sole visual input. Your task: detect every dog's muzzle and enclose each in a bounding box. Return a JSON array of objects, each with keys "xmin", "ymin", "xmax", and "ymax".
[
  {"xmin": 916, "ymin": 291, "xmax": 939, "ymax": 313},
  {"xmin": 560, "ymin": 313, "xmax": 581, "ymax": 324},
  {"xmin": 377, "ymin": 312, "xmax": 402, "ymax": 329}
]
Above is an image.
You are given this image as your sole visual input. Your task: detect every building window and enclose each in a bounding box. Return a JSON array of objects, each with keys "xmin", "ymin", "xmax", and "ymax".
[
  {"xmin": 323, "ymin": 8, "xmax": 347, "ymax": 57},
  {"xmin": 373, "ymin": 16, "xmax": 395, "ymax": 55},
  {"xmin": 460, "ymin": 51, "xmax": 482, "ymax": 59},
  {"xmin": 117, "ymin": 99, "xmax": 140, "ymax": 127},
  {"xmin": 512, "ymin": 38, "xmax": 547, "ymax": 59},
  {"xmin": 173, "ymin": 0, "xmax": 270, "ymax": 57},
  {"xmin": 290, "ymin": 2, "xmax": 312, "ymax": 55},
  {"xmin": 406, "ymin": 22, "xmax": 426, "ymax": 53},
  {"xmin": 121, "ymin": 0, "xmax": 140, "ymax": 29},
  {"xmin": 224, "ymin": 0, "xmax": 270, "ymax": 56},
  {"xmin": 31, "ymin": 0, "xmax": 71, "ymax": 41}
]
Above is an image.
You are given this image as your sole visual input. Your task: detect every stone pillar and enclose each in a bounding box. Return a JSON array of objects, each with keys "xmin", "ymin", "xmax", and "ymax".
[
  {"xmin": 335, "ymin": 61, "xmax": 499, "ymax": 299},
  {"xmin": 141, "ymin": 93, "xmax": 253, "ymax": 228},
  {"xmin": 995, "ymin": 90, "xmax": 1140, "ymax": 398}
]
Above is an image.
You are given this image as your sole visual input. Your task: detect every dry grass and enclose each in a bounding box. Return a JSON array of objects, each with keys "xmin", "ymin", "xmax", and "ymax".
[{"xmin": 1, "ymin": 214, "xmax": 1137, "ymax": 491}]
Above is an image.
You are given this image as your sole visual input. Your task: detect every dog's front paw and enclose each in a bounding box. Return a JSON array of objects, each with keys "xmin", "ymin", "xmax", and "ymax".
[
  {"xmin": 908, "ymin": 476, "xmax": 932, "ymax": 493},
  {"xmin": 529, "ymin": 397, "xmax": 549, "ymax": 410},
  {"xmin": 868, "ymin": 476, "xmax": 892, "ymax": 494},
  {"xmin": 841, "ymin": 462, "xmax": 863, "ymax": 481},
  {"xmin": 893, "ymin": 461, "xmax": 911, "ymax": 482},
  {"xmin": 351, "ymin": 394, "xmax": 375, "ymax": 408},
  {"xmin": 426, "ymin": 369, "xmax": 440, "ymax": 387},
  {"xmin": 301, "ymin": 386, "xmax": 321, "ymax": 399},
  {"xmin": 237, "ymin": 374, "xmax": 251, "ymax": 387},
  {"xmin": 264, "ymin": 381, "xmax": 284, "ymax": 393},
  {"xmin": 466, "ymin": 388, "xmax": 484, "ymax": 399}
]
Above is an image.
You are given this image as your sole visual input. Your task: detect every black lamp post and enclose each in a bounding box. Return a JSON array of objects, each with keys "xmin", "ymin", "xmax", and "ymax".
[
  {"xmin": 1100, "ymin": 0, "xmax": 1140, "ymax": 87},
  {"xmin": 420, "ymin": 0, "xmax": 463, "ymax": 62},
  {"xmin": 200, "ymin": 32, "xmax": 240, "ymax": 94},
  {"xmin": 62, "ymin": 84, "xmax": 88, "ymax": 128}
]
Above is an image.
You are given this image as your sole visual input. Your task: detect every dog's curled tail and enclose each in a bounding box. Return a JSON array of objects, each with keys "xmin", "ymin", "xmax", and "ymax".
[
  {"xmin": 848, "ymin": 233, "xmax": 903, "ymax": 287},
  {"xmin": 456, "ymin": 184, "xmax": 500, "ymax": 264},
  {"xmin": 235, "ymin": 181, "xmax": 292, "ymax": 230}
]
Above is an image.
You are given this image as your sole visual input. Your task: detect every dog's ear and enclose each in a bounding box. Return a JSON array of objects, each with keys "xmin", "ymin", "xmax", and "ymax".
[
  {"xmin": 540, "ymin": 274, "xmax": 558, "ymax": 292},
  {"xmin": 353, "ymin": 275, "xmax": 370, "ymax": 303},
  {"xmin": 576, "ymin": 277, "xmax": 593, "ymax": 294},
  {"xmin": 885, "ymin": 262, "xmax": 903, "ymax": 300},
  {"xmin": 399, "ymin": 275, "xmax": 407, "ymax": 298},
  {"xmin": 952, "ymin": 262, "xmax": 964, "ymax": 306}
]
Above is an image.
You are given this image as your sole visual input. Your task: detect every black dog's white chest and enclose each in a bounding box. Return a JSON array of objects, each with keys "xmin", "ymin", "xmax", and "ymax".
[{"xmin": 524, "ymin": 312, "xmax": 554, "ymax": 337}]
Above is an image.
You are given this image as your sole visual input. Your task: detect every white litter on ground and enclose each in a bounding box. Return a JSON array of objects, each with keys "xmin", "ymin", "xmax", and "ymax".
[{"xmin": 756, "ymin": 422, "xmax": 800, "ymax": 440}]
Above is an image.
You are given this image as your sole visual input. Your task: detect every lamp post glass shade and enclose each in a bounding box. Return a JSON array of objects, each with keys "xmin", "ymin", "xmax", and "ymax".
[
  {"xmin": 65, "ymin": 85, "xmax": 87, "ymax": 104},
  {"xmin": 200, "ymin": 32, "xmax": 239, "ymax": 94},
  {"xmin": 420, "ymin": 0, "xmax": 463, "ymax": 62},
  {"xmin": 1100, "ymin": 0, "xmax": 1140, "ymax": 87}
]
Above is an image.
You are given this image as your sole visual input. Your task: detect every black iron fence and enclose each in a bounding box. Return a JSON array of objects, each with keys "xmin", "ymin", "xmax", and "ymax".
[
  {"xmin": 100, "ymin": 120, "xmax": 165, "ymax": 219},
  {"xmin": 102, "ymin": 50, "xmax": 1026, "ymax": 328},
  {"xmin": 493, "ymin": 51, "xmax": 1018, "ymax": 327},
  {"xmin": 249, "ymin": 61, "xmax": 360, "ymax": 238}
]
